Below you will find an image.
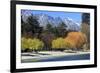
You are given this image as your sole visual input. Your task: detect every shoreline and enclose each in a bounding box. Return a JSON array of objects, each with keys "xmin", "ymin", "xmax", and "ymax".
[{"xmin": 21, "ymin": 51, "xmax": 90, "ymax": 62}]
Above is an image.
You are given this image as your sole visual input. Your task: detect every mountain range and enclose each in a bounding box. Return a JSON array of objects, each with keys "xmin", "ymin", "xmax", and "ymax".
[{"xmin": 22, "ymin": 13, "xmax": 80, "ymax": 31}]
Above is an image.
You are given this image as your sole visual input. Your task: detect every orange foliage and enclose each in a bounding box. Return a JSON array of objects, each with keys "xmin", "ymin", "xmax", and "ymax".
[{"xmin": 64, "ymin": 32, "xmax": 87, "ymax": 49}]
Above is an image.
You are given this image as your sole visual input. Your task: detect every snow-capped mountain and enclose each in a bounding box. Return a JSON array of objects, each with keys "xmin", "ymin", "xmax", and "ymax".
[
  {"xmin": 37, "ymin": 14, "xmax": 50, "ymax": 28},
  {"xmin": 63, "ymin": 18, "xmax": 80, "ymax": 31},
  {"xmin": 37, "ymin": 14, "xmax": 64, "ymax": 28},
  {"xmin": 21, "ymin": 13, "xmax": 80, "ymax": 31},
  {"xmin": 21, "ymin": 10, "xmax": 33, "ymax": 23}
]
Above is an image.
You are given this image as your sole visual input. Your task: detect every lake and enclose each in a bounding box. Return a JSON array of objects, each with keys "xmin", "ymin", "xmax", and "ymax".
[
  {"xmin": 40, "ymin": 53, "xmax": 90, "ymax": 62},
  {"xmin": 22, "ymin": 53, "xmax": 90, "ymax": 63}
]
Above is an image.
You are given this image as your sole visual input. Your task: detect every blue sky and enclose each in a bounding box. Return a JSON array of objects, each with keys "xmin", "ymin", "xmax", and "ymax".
[{"xmin": 21, "ymin": 10, "xmax": 82, "ymax": 24}]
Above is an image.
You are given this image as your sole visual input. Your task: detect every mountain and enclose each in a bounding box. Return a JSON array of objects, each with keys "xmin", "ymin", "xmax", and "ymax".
[
  {"xmin": 63, "ymin": 18, "xmax": 80, "ymax": 31},
  {"xmin": 21, "ymin": 13, "xmax": 80, "ymax": 31},
  {"xmin": 37, "ymin": 14, "xmax": 50, "ymax": 28},
  {"xmin": 21, "ymin": 10, "xmax": 33, "ymax": 23},
  {"xmin": 36, "ymin": 14, "xmax": 63, "ymax": 27}
]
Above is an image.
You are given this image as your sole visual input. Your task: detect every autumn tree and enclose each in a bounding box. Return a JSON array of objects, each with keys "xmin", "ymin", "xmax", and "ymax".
[
  {"xmin": 21, "ymin": 37, "xmax": 29, "ymax": 51},
  {"xmin": 52, "ymin": 38, "xmax": 66, "ymax": 51},
  {"xmin": 64, "ymin": 32, "xmax": 87, "ymax": 50},
  {"xmin": 21, "ymin": 37, "xmax": 44, "ymax": 53},
  {"xmin": 28, "ymin": 38, "xmax": 44, "ymax": 53}
]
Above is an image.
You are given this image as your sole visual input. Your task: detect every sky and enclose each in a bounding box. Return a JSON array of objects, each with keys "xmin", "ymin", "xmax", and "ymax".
[{"xmin": 21, "ymin": 10, "xmax": 82, "ymax": 24}]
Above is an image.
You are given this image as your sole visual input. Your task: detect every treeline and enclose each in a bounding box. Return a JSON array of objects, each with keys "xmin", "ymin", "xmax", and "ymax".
[{"xmin": 21, "ymin": 32, "xmax": 87, "ymax": 52}]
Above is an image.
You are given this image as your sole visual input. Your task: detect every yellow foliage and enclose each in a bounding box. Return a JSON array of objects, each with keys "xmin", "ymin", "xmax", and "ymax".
[
  {"xmin": 21, "ymin": 37, "xmax": 44, "ymax": 51},
  {"xmin": 21, "ymin": 37, "xmax": 29, "ymax": 50},
  {"xmin": 52, "ymin": 38, "xmax": 66, "ymax": 49},
  {"xmin": 29, "ymin": 38, "xmax": 44, "ymax": 50}
]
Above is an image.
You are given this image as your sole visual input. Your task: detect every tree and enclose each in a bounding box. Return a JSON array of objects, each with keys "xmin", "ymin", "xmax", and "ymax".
[
  {"xmin": 52, "ymin": 38, "xmax": 66, "ymax": 51},
  {"xmin": 28, "ymin": 38, "xmax": 44, "ymax": 53},
  {"xmin": 21, "ymin": 37, "xmax": 29, "ymax": 50},
  {"xmin": 46, "ymin": 23, "xmax": 53, "ymax": 32},
  {"xmin": 82, "ymin": 13, "xmax": 90, "ymax": 25},
  {"xmin": 45, "ymin": 22, "xmax": 67, "ymax": 38},
  {"xmin": 27, "ymin": 14, "xmax": 40, "ymax": 33},
  {"xmin": 40, "ymin": 32, "xmax": 55, "ymax": 50},
  {"xmin": 57, "ymin": 22, "xmax": 67, "ymax": 37},
  {"xmin": 21, "ymin": 37, "xmax": 44, "ymax": 53},
  {"xmin": 21, "ymin": 14, "xmax": 42, "ymax": 38},
  {"xmin": 51, "ymin": 22, "xmax": 67, "ymax": 37},
  {"xmin": 64, "ymin": 32, "xmax": 87, "ymax": 50},
  {"xmin": 81, "ymin": 13, "xmax": 90, "ymax": 50}
]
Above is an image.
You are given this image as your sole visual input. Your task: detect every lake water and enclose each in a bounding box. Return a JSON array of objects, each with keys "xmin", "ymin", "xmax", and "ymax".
[
  {"xmin": 22, "ymin": 53, "xmax": 90, "ymax": 63},
  {"xmin": 40, "ymin": 54, "xmax": 90, "ymax": 62}
]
